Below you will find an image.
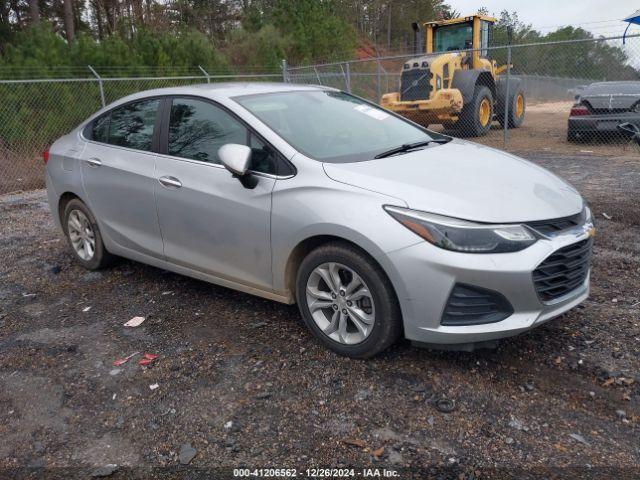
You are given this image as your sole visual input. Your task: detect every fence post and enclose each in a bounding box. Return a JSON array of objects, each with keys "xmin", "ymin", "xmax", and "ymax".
[
  {"xmin": 502, "ymin": 29, "xmax": 513, "ymax": 149},
  {"xmin": 376, "ymin": 59, "xmax": 381, "ymax": 101},
  {"xmin": 88, "ymin": 65, "xmax": 105, "ymax": 108},
  {"xmin": 345, "ymin": 62, "xmax": 351, "ymax": 93},
  {"xmin": 198, "ymin": 65, "xmax": 211, "ymax": 83},
  {"xmin": 281, "ymin": 59, "xmax": 288, "ymax": 83}
]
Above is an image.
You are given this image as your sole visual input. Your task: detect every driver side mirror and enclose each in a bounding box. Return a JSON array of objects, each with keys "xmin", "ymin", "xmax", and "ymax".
[{"xmin": 218, "ymin": 144, "xmax": 252, "ymax": 177}]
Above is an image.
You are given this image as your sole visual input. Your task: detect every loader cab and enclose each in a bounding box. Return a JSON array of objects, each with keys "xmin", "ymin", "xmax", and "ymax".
[{"xmin": 425, "ymin": 15, "xmax": 495, "ymax": 69}]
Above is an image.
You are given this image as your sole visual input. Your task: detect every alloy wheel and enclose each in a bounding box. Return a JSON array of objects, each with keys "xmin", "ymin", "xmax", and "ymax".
[
  {"xmin": 305, "ymin": 262, "xmax": 375, "ymax": 345},
  {"xmin": 67, "ymin": 209, "xmax": 96, "ymax": 261}
]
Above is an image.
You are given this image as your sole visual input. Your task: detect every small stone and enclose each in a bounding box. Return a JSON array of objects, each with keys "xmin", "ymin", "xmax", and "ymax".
[
  {"xmin": 82, "ymin": 271, "xmax": 104, "ymax": 282},
  {"xmin": 49, "ymin": 265, "xmax": 62, "ymax": 274},
  {"xmin": 616, "ymin": 410, "xmax": 626, "ymax": 420},
  {"xmin": 91, "ymin": 464, "xmax": 118, "ymax": 477},
  {"xmin": 569, "ymin": 433, "xmax": 590, "ymax": 446},
  {"xmin": 256, "ymin": 392, "xmax": 271, "ymax": 400},
  {"xmin": 505, "ymin": 437, "xmax": 514, "ymax": 444},
  {"xmin": 28, "ymin": 458, "xmax": 45, "ymax": 468},
  {"xmin": 109, "ymin": 368, "xmax": 122, "ymax": 376},
  {"xmin": 508, "ymin": 418, "xmax": 524, "ymax": 431},
  {"xmin": 387, "ymin": 450, "xmax": 404, "ymax": 465},
  {"xmin": 355, "ymin": 390, "xmax": 370, "ymax": 401},
  {"xmin": 179, "ymin": 443, "xmax": 197, "ymax": 465}
]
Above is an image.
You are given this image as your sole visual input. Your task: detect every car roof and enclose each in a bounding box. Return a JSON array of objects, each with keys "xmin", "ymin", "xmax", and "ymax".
[{"xmin": 109, "ymin": 82, "xmax": 336, "ymax": 107}]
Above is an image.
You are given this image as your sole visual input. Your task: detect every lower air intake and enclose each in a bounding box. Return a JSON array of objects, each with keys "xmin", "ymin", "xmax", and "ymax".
[{"xmin": 441, "ymin": 284, "xmax": 514, "ymax": 326}]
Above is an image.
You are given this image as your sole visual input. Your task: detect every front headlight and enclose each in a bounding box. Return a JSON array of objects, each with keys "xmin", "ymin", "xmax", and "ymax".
[{"xmin": 384, "ymin": 206, "xmax": 537, "ymax": 253}]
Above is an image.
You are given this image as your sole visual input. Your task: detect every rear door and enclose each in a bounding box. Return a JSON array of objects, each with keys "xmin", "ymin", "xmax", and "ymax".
[
  {"xmin": 154, "ymin": 96, "xmax": 282, "ymax": 291},
  {"xmin": 81, "ymin": 98, "xmax": 164, "ymax": 259}
]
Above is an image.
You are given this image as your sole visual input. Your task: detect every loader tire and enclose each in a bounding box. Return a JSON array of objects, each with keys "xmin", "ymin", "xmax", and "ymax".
[
  {"xmin": 459, "ymin": 86, "xmax": 493, "ymax": 137},
  {"xmin": 498, "ymin": 89, "xmax": 526, "ymax": 129}
]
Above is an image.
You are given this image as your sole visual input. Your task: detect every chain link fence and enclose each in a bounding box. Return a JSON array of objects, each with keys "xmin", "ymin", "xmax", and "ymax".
[
  {"xmin": 1, "ymin": 34, "xmax": 640, "ymax": 195},
  {"xmin": 0, "ymin": 67, "xmax": 282, "ymax": 194},
  {"xmin": 286, "ymin": 34, "xmax": 640, "ymax": 158}
]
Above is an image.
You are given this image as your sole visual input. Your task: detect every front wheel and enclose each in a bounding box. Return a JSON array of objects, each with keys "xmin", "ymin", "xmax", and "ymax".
[
  {"xmin": 458, "ymin": 85, "xmax": 494, "ymax": 137},
  {"xmin": 296, "ymin": 242, "xmax": 402, "ymax": 358}
]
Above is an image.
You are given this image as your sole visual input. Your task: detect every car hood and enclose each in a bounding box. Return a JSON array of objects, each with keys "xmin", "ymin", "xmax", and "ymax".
[{"xmin": 322, "ymin": 140, "xmax": 583, "ymax": 223}]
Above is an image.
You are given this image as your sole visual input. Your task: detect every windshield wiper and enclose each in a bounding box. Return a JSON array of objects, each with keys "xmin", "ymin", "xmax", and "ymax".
[{"xmin": 374, "ymin": 138, "xmax": 451, "ymax": 159}]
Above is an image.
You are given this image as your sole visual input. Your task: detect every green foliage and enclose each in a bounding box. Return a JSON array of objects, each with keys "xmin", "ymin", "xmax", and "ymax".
[
  {"xmin": 485, "ymin": 11, "xmax": 638, "ymax": 81},
  {"xmin": 268, "ymin": 0, "xmax": 356, "ymax": 64},
  {"xmin": 0, "ymin": 27, "xmax": 229, "ymax": 76},
  {"xmin": 226, "ymin": 25, "xmax": 291, "ymax": 70}
]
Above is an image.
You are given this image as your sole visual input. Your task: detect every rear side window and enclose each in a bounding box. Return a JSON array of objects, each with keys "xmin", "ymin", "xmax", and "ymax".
[
  {"xmin": 108, "ymin": 99, "xmax": 160, "ymax": 151},
  {"xmin": 92, "ymin": 115, "xmax": 110, "ymax": 143}
]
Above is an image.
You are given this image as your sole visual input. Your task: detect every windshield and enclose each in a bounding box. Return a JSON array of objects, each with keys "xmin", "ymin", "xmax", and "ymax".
[
  {"xmin": 234, "ymin": 90, "xmax": 441, "ymax": 162},
  {"xmin": 434, "ymin": 23, "xmax": 473, "ymax": 52}
]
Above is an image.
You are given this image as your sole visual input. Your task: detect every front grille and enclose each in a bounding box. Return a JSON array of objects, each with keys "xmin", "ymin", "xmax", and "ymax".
[
  {"xmin": 400, "ymin": 69, "xmax": 432, "ymax": 101},
  {"xmin": 533, "ymin": 238, "xmax": 593, "ymax": 302},
  {"xmin": 526, "ymin": 212, "xmax": 584, "ymax": 237},
  {"xmin": 441, "ymin": 284, "xmax": 514, "ymax": 326}
]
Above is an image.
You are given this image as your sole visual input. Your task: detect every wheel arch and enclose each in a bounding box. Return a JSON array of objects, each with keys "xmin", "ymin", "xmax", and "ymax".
[
  {"xmin": 57, "ymin": 191, "xmax": 85, "ymax": 225},
  {"xmin": 281, "ymin": 232, "xmax": 402, "ymax": 307},
  {"xmin": 451, "ymin": 69, "xmax": 496, "ymax": 104}
]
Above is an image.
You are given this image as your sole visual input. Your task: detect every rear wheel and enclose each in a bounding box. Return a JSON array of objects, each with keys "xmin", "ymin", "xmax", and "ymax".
[
  {"xmin": 63, "ymin": 199, "xmax": 115, "ymax": 270},
  {"xmin": 296, "ymin": 242, "xmax": 402, "ymax": 358},
  {"xmin": 459, "ymin": 86, "xmax": 493, "ymax": 137},
  {"xmin": 498, "ymin": 89, "xmax": 526, "ymax": 128}
]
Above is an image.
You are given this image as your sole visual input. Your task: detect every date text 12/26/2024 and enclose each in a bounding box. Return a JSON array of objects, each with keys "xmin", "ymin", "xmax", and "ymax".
[{"xmin": 233, "ymin": 468, "xmax": 400, "ymax": 478}]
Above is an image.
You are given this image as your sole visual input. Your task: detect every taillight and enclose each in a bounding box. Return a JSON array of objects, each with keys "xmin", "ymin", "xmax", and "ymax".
[
  {"xmin": 43, "ymin": 150, "xmax": 49, "ymax": 164},
  {"xmin": 570, "ymin": 105, "xmax": 590, "ymax": 117}
]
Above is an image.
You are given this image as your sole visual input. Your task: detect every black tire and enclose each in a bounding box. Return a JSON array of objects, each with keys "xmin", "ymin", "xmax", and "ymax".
[
  {"xmin": 296, "ymin": 242, "xmax": 402, "ymax": 359},
  {"xmin": 498, "ymin": 89, "xmax": 526, "ymax": 128},
  {"xmin": 63, "ymin": 198, "xmax": 115, "ymax": 270},
  {"xmin": 459, "ymin": 85, "xmax": 494, "ymax": 137},
  {"xmin": 567, "ymin": 130, "xmax": 579, "ymax": 142}
]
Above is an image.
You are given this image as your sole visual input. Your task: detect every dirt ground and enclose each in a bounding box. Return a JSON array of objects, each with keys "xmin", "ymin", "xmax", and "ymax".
[{"xmin": 0, "ymin": 153, "xmax": 639, "ymax": 479}]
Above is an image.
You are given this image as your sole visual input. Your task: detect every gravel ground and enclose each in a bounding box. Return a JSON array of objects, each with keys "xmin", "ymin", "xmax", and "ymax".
[{"xmin": 0, "ymin": 153, "xmax": 638, "ymax": 479}]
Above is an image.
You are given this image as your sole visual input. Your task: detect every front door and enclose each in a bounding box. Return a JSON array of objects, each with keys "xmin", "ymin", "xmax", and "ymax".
[
  {"xmin": 154, "ymin": 97, "xmax": 277, "ymax": 291},
  {"xmin": 81, "ymin": 98, "xmax": 164, "ymax": 259}
]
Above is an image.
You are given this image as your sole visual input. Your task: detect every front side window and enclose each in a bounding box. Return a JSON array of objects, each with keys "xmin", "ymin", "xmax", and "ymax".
[
  {"xmin": 108, "ymin": 99, "xmax": 160, "ymax": 151},
  {"xmin": 168, "ymin": 98, "xmax": 247, "ymax": 164},
  {"xmin": 235, "ymin": 91, "xmax": 440, "ymax": 163},
  {"xmin": 168, "ymin": 98, "xmax": 279, "ymax": 174}
]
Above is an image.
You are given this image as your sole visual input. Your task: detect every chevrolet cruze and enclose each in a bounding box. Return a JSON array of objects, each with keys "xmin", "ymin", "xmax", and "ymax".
[{"xmin": 45, "ymin": 83, "xmax": 595, "ymax": 358}]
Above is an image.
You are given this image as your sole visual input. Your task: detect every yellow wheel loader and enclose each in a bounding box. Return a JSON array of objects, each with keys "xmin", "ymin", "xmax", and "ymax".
[{"xmin": 380, "ymin": 15, "xmax": 526, "ymax": 137}]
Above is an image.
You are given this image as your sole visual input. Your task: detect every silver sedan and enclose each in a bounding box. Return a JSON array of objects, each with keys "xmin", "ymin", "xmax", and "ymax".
[{"xmin": 45, "ymin": 83, "xmax": 595, "ymax": 358}]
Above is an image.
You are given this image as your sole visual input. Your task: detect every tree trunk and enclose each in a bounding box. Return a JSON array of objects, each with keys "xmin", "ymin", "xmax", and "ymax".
[
  {"xmin": 29, "ymin": 0, "xmax": 40, "ymax": 24},
  {"xmin": 64, "ymin": 0, "xmax": 75, "ymax": 42}
]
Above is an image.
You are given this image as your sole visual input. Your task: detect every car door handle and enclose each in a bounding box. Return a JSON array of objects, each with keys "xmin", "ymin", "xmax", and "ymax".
[
  {"xmin": 84, "ymin": 157, "xmax": 102, "ymax": 167},
  {"xmin": 158, "ymin": 176, "xmax": 182, "ymax": 189}
]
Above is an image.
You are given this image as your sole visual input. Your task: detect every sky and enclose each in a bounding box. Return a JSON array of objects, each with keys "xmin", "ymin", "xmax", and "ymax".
[{"xmin": 447, "ymin": 0, "xmax": 637, "ymax": 37}]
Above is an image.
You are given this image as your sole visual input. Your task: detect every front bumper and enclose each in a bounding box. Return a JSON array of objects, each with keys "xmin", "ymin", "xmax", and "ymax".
[
  {"xmin": 384, "ymin": 229, "xmax": 592, "ymax": 345},
  {"xmin": 568, "ymin": 113, "xmax": 640, "ymax": 134}
]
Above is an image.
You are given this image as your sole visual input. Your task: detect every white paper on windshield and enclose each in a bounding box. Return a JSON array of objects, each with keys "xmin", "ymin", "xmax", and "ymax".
[{"xmin": 354, "ymin": 104, "xmax": 389, "ymax": 121}]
